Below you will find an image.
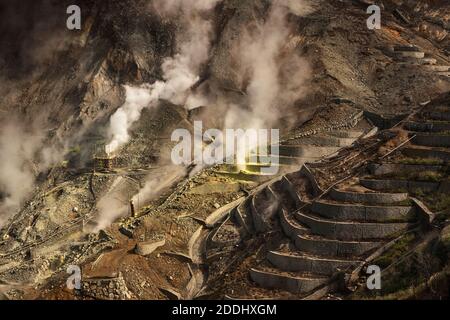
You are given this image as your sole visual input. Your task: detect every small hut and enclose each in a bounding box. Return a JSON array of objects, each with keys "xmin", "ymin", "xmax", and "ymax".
[{"xmin": 93, "ymin": 146, "xmax": 116, "ymax": 171}]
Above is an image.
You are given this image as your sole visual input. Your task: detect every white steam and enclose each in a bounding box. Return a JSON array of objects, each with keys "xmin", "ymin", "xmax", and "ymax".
[
  {"xmin": 97, "ymin": 0, "xmax": 220, "ymax": 229},
  {"xmin": 92, "ymin": 192, "xmax": 128, "ymax": 233},
  {"xmin": 227, "ymin": 0, "xmax": 313, "ymax": 130},
  {"xmin": 0, "ymin": 123, "xmax": 63, "ymax": 227},
  {"xmin": 132, "ymin": 165, "xmax": 186, "ymax": 204},
  {"xmin": 152, "ymin": 0, "xmax": 221, "ymax": 13},
  {"xmin": 106, "ymin": 83, "xmax": 164, "ymax": 154},
  {"xmin": 92, "ymin": 165, "xmax": 186, "ymax": 232},
  {"xmin": 98, "ymin": 0, "xmax": 314, "ymax": 230},
  {"xmin": 105, "ymin": 0, "xmax": 219, "ymax": 154},
  {"xmin": 212, "ymin": 1, "xmax": 313, "ymax": 169}
]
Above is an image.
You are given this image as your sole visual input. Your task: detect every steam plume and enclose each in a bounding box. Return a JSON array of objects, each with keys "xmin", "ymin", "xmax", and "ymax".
[
  {"xmin": 97, "ymin": 0, "xmax": 220, "ymax": 230},
  {"xmin": 227, "ymin": 0, "xmax": 313, "ymax": 130},
  {"xmin": 106, "ymin": 83, "xmax": 164, "ymax": 154},
  {"xmin": 105, "ymin": 0, "xmax": 219, "ymax": 154},
  {"xmin": 0, "ymin": 122, "xmax": 63, "ymax": 227}
]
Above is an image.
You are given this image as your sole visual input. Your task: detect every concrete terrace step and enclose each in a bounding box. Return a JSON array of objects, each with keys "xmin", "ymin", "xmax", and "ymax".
[
  {"xmin": 271, "ymin": 180, "xmax": 301, "ymax": 213},
  {"xmin": 422, "ymin": 111, "xmax": 450, "ymax": 121},
  {"xmin": 216, "ymin": 163, "xmax": 297, "ymax": 175},
  {"xmin": 430, "ymin": 105, "xmax": 450, "ymax": 111},
  {"xmin": 360, "ymin": 178, "xmax": 440, "ymax": 193},
  {"xmin": 402, "ymin": 146, "xmax": 450, "ymax": 162},
  {"xmin": 277, "ymin": 176, "xmax": 303, "ymax": 209},
  {"xmin": 412, "ymin": 134, "xmax": 450, "ymax": 148},
  {"xmin": 279, "ymin": 209, "xmax": 309, "ymax": 239},
  {"xmin": 267, "ymin": 251, "xmax": 361, "ymax": 276},
  {"xmin": 368, "ymin": 163, "xmax": 445, "ymax": 176},
  {"xmin": 277, "ymin": 145, "xmax": 340, "ymax": 158},
  {"xmin": 295, "ymin": 234, "xmax": 381, "ymax": 258},
  {"xmin": 290, "ymin": 135, "xmax": 356, "ymax": 148},
  {"xmin": 422, "ymin": 65, "xmax": 450, "ymax": 72},
  {"xmin": 249, "ymin": 267, "xmax": 327, "ymax": 294},
  {"xmin": 397, "ymin": 57, "xmax": 427, "ymax": 65},
  {"xmin": 295, "ymin": 211, "xmax": 410, "ymax": 240},
  {"xmin": 405, "ymin": 121, "xmax": 450, "ymax": 133},
  {"xmin": 276, "ymin": 155, "xmax": 317, "ymax": 165},
  {"xmin": 329, "ymin": 188, "xmax": 409, "ymax": 205},
  {"xmin": 251, "ymin": 188, "xmax": 280, "ymax": 233},
  {"xmin": 311, "ymin": 200, "xmax": 414, "ymax": 222},
  {"xmin": 213, "ymin": 170, "xmax": 273, "ymax": 183},
  {"xmin": 232, "ymin": 197, "xmax": 254, "ymax": 234}
]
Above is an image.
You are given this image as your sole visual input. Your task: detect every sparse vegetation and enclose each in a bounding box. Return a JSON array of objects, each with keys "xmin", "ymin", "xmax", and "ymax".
[
  {"xmin": 410, "ymin": 190, "xmax": 450, "ymax": 212},
  {"xmin": 373, "ymin": 233, "xmax": 416, "ymax": 269},
  {"xmin": 398, "ymin": 157, "xmax": 445, "ymax": 165},
  {"xmin": 375, "ymin": 170, "xmax": 447, "ymax": 182},
  {"xmin": 2, "ymin": 0, "xmax": 450, "ymax": 302},
  {"xmin": 68, "ymin": 145, "xmax": 81, "ymax": 154}
]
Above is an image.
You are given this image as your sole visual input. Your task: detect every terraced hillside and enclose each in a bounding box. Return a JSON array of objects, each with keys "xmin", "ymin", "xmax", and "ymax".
[
  {"xmin": 213, "ymin": 109, "xmax": 374, "ymax": 183},
  {"xmin": 201, "ymin": 95, "xmax": 450, "ymax": 300},
  {"xmin": 1, "ymin": 0, "xmax": 450, "ymax": 300}
]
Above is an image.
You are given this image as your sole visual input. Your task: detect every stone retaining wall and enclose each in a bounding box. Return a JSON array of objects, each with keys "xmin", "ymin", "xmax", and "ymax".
[
  {"xmin": 360, "ymin": 179, "xmax": 439, "ymax": 193},
  {"xmin": 250, "ymin": 193, "xmax": 265, "ymax": 233},
  {"xmin": 311, "ymin": 201, "xmax": 414, "ymax": 222},
  {"xmin": 250, "ymin": 189, "xmax": 279, "ymax": 233},
  {"xmin": 286, "ymin": 111, "xmax": 364, "ymax": 141},
  {"xmin": 426, "ymin": 111, "xmax": 450, "ymax": 121},
  {"xmin": 367, "ymin": 163, "xmax": 444, "ymax": 176},
  {"xmin": 405, "ymin": 121, "xmax": 450, "ymax": 132},
  {"xmin": 267, "ymin": 251, "xmax": 359, "ymax": 276},
  {"xmin": 278, "ymin": 145, "xmax": 340, "ymax": 158},
  {"xmin": 300, "ymin": 135, "xmax": 355, "ymax": 147},
  {"xmin": 300, "ymin": 165, "xmax": 323, "ymax": 196},
  {"xmin": 81, "ymin": 273, "xmax": 133, "ymax": 300},
  {"xmin": 364, "ymin": 111, "xmax": 408, "ymax": 130},
  {"xmin": 411, "ymin": 197, "xmax": 436, "ymax": 224},
  {"xmin": 232, "ymin": 197, "xmax": 254, "ymax": 234},
  {"xmin": 330, "ymin": 188, "xmax": 408, "ymax": 204},
  {"xmin": 249, "ymin": 268, "xmax": 326, "ymax": 294},
  {"xmin": 402, "ymin": 147, "xmax": 450, "ymax": 161},
  {"xmin": 413, "ymin": 134, "xmax": 450, "ymax": 148},
  {"xmin": 295, "ymin": 235, "xmax": 381, "ymax": 257},
  {"xmin": 328, "ymin": 130, "xmax": 362, "ymax": 139},
  {"xmin": 279, "ymin": 209, "xmax": 308, "ymax": 239},
  {"xmin": 280, "ymin": 176, "xmax": 303, "ymax": 208},
  {"xmin": 295, "ymin": 212, "xmax": 409, "ymax": 240}
]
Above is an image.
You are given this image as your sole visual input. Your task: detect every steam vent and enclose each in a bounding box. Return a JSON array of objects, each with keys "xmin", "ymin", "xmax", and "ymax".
[{"xmin": 1, "ymin": 0, "xmax": 450, "ymax": 308}]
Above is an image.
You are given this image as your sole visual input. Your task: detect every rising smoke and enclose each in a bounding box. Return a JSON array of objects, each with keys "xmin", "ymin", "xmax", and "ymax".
[
  {"xmin": 105, "ymin": 0, "xmax": 219, "ymax": 154},
  {"xmin": 96, "ymin": 0, "xmax": 220, "ymax": 229},
  {"xmin": 225, "ymin": 0, "xmax": 314, "ymax": 131},
  {"xmin": 106, "ymin": 84, "xmax": 164, "ymax": 154},
  {"xmin": 214, "ymin": 0, "xmax": 314, "ymax": 170},
  {"xmin": 98, "ymin": 0, "xmax": 314, "ymax": 230},
  {"xmin": 107, "ymin": 0, "xmax": 314, "ymax": 160},
  {"xmin": 131, "ymin": 165, "xmax": 186, "ymax": 205},
  {"xmin": 91, "ymin": 175, "xmax": 130, "ymax": 233},
  {"xmin": 0, "ymin": 122, "xmax": 63, "ymax": 227}
]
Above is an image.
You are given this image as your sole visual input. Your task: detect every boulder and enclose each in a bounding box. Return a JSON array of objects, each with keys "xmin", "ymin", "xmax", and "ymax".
[{"xmin": 134, "ymin": 239, "xmax": 166, "ymax": 256}]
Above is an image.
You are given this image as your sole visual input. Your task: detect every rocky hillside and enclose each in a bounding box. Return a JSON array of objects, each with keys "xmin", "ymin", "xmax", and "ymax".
[{"xmin": 0, "ymin": 0, "xmax": 449, "ymax": 300}]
